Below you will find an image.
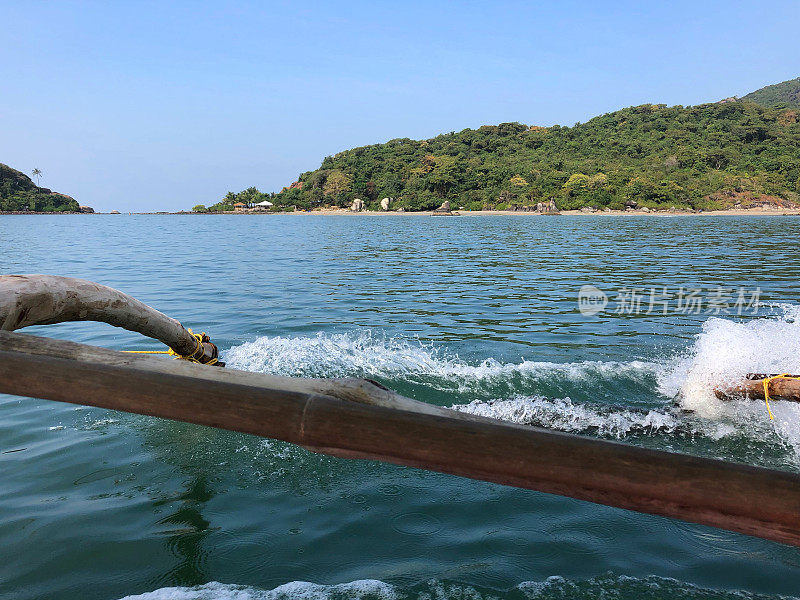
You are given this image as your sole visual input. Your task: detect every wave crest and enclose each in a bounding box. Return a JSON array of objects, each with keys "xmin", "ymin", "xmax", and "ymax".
[
  {"xmin": 223, "ymin": 332, "xmax": 658, "ymax": 394},
  {"xmin": 118, "ymin": 575, "xmax": 793, "ymax": 600},
  {"xmin": 452, "ymin": 396, "xmax": 681, "ymax": 438}
]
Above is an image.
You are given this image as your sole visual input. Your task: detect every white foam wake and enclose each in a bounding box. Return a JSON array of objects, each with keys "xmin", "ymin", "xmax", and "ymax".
[
  {"xmin": 118, "ymin": 575, "xmax": 794, "ymax": 600},
  {"xmin": 451, "ymin": 396, "xmax": 682, "ymax": 439},
  {"xmin": 118, "ymin": 580, "xmax": 397, "ymax": 600},
  {"xmin": 222, "ymin": 320, "xmax": 800, "ymax": 458},
  {"xmin": 223, "ymin": 331, "xmax": 658, "ymax": 391}
]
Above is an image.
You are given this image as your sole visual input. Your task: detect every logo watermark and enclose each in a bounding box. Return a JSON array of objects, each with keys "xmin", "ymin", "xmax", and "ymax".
[
  {"xmin": 577, "ymin": 286, "xmax": 761, "ymax": 316},
  {"xmin": 577, "ymin": 285, "xmax": 609, "ymax": 316}
]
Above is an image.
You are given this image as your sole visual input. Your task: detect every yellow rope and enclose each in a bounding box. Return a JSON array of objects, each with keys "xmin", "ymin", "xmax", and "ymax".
[
  {"xmin": 123, "ymin": 329, "xmax": 218, "ymax": 365},
  {"xmin": 761, "ymin": 373, "xmax": 800, "ymax": 420}
]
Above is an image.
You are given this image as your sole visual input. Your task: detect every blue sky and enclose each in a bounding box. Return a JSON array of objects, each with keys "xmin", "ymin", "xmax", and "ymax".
[{"xmin": 1, "ymin": 1, "xmax": 798, "ymax": 212}]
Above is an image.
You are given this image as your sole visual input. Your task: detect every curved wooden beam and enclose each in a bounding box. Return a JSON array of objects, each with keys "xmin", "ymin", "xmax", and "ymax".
[{"xmin": 0, "ymin": 274, "xmax": 217, "ymax": 363}]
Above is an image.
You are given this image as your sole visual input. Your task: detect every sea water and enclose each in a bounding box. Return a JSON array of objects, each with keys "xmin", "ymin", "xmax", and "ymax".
[{"xmin": 1, "ymin": 214, "xmax": 800, "ymax": 599}]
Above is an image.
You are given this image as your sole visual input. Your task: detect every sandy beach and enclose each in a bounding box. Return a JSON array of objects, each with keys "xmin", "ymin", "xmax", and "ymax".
[
  {"xmin": 5, "ymin": 207, "xmax": 800, "ymax": 216},
  {"xmin": 242, "ymin": 207, "xmax": 800, "ymax": 217}
]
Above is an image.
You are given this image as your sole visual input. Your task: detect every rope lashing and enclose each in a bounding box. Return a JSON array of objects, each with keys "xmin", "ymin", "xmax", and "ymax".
[
  {"xmin": 123, "ymin": 329, "xmax": 220, "ymax": 366},
  {"xmin": 761, "ymin": 373, "xmax": 800, "ymax": 420}
]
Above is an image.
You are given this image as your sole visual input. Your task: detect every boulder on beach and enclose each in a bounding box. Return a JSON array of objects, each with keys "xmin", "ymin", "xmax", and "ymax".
[
  {"xmin": 380, "ymin": 198, "xmax": 390, "ymax": 211},
  {"xmin": 536, "ymin": 200, "xmax": 559, "ymax": 213},
  {"xmin": 435, "ymin": 200, "xmax": 451, "ymax": 212},
  {"xmin": 350, "ymin": 198, "xmax": 364, "ymax": 212}
]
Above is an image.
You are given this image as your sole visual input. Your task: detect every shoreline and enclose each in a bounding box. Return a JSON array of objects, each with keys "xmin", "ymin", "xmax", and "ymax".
[{"xmin": 3, "ymin": 208, "xmax": 800, "ymax": 217}]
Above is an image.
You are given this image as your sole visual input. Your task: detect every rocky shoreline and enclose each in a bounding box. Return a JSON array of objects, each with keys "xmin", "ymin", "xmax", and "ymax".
[{"xmin": 4, "ymin": 207, "xmax": 800, "ymax": 217}]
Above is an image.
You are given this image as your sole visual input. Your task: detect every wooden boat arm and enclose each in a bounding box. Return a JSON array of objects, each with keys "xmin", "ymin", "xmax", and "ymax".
[
  {"xmin": 715, "ymin": 376, "xmax": 800, "ymax": 402},
  {"xmin": 0, "ymin": 274, "xmax": 216, "ymax": 362}
]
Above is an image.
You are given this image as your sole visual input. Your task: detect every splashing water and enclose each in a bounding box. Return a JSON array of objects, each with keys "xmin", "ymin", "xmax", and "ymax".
[
  {"xmin": 223, "ymin": 331, "xmax": 658, "ymax": 392},
  {"xmin": 223, "ymin": 321, "xmax": 800, "ymax": 462},
  {"xmin": 451, "ymin": 396, "xmax": 681, "ymax": 439},
  {"xmin": 118, "ymin": 575, "xmax": 799, "ymax": 600},
  {"xmin": 657, "ymin": 305, "xmax": 800, "ymax": 455},
  {"xmin": 118, "ymin": 579, "xmax": 398, "ymax": 600}
]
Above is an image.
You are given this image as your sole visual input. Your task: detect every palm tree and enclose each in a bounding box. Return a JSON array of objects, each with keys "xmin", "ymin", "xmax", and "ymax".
[{"xmin": 31, "ymin": 168, "xmax": 42, "ymax": 186}]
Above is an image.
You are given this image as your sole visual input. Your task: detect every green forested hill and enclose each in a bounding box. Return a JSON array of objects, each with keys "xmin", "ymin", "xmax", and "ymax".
[
  {"xmin": 0, "ymin": 164, "xmax": 79, "ymax": 212},
  {"xmin": 209, "ymin": 83, "xmax": 800, "ymax": 212},
  {"xmin": 741, "ymin": 77, "xmax": 800, "ymax": 109}
]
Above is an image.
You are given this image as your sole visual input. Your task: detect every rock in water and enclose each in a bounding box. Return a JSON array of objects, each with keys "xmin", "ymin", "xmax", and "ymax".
[
  {"xmin": 380, "ymin": 198, "xmax": 390, "ymax": 211},
  {"xmin": 350, "ymin": 198, "xmax": 364, "ymax": 212}
]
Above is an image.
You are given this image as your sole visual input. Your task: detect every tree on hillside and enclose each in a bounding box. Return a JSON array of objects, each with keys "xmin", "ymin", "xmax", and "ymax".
[
  {"xmin": 428, "ymin": 156, "xmax": 458, "ymax": 198},
  {"xmin": 323, "ymin": 170, "xmax": 352, "ymax": 199},
  {"xmin": 31, "ymin": 168, "xmax": 42, "ymax": 186}
]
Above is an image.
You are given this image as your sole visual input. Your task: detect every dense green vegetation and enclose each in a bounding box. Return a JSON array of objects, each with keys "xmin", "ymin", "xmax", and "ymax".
[
  {"xmin": 208, "ymin": 78, "xmax": 800, "ymax": 212},
  {"xmin": 268, "ymin": 102, "xmax": 800, "ymax": 212},
  {"xmin": 741, "ymin": 77, "xmax": 800, "ymax": 109},
  {"xmin": 0, "ymin": 163, "xmax": 79, "ymax": 212}
]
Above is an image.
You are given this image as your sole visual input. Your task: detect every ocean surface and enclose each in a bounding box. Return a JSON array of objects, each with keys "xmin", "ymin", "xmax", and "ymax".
[{"xmin": 2, "ymin": 213, "xmax": 800, "ymax": 600}]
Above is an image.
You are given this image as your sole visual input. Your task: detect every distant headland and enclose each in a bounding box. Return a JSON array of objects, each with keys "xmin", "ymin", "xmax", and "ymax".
[
  {"xmin": 192, "ymin": 77, "xmax": 800, "ymax": 215},
  {"xmin": 0, "ymin": 163, "xmax": 90, "ymax": 214}
]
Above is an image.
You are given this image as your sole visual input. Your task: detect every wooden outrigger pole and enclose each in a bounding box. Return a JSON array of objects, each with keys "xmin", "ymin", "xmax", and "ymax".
[
  {"xmin": 1, "ymin": 275, "xmax": 800, "ymax": 547},
  {"xmin": 716, "ymin": 373, "xmax": 800, "ymax": 403}
]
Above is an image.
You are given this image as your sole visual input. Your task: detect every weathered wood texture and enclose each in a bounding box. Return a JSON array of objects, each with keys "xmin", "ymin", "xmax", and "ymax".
[
  {"xmin": 716, "ymin": 376, "xmax": 800, "ymax": 402},
  {"xmin": 2, "ymin": 330, "xmax": 800, "ymax": 547},
  {"xmin": 0, "ymin": 274, "xmax": 214, "ymax": 361}
]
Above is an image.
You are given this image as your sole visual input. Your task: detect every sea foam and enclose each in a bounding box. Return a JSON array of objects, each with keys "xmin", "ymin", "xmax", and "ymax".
[
  {"xmin": 451, "ymin": 395, "xmax": 681, "ymax": 439},
  {"xmin": 118, "ymin": 575, "xmax": 795, "ymax": 600},
  {"xmin": 223, "ymin": 318, "xmax": 800, "ymax": 459},
  {"xmin": 223, "ymin": 331, "xmax": 658, "ymax": 391}
]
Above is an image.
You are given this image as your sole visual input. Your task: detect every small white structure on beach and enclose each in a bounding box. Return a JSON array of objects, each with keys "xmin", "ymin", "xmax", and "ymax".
[{"xmin": 253, "ymin": 200, "xmax": 274, "ymax": 211}]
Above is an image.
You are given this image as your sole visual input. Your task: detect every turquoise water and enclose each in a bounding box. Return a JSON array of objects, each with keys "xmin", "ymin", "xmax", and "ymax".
[{"xmin": 2, "ymin": 214, "xmax": 800, "ymax": 599}]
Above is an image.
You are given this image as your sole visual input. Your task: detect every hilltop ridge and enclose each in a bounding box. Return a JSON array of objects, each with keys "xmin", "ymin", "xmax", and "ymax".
[{"xmin": 741, "ymin": 77, "xmax": 800, "ymax": 109}]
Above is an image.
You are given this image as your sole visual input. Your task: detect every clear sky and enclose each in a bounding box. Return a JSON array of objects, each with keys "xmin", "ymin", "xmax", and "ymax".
[{"xmin": 1, "ymin": 1, "xmax": 798, "ymax": 212}]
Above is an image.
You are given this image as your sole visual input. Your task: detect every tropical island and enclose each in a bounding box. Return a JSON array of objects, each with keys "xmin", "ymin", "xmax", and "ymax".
[
  {"xmin": 195, "ymin": 77, "xmax": 800, "ymax": 214},
  {"xmin": 0, "ymin": 163, "xmax": 81, "ymax": 213}
]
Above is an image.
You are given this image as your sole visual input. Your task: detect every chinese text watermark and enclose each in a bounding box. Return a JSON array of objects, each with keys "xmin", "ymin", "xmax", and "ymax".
[{"xmin": 577, "ymin": 285, "xmax": 760, "ymax": 316}]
